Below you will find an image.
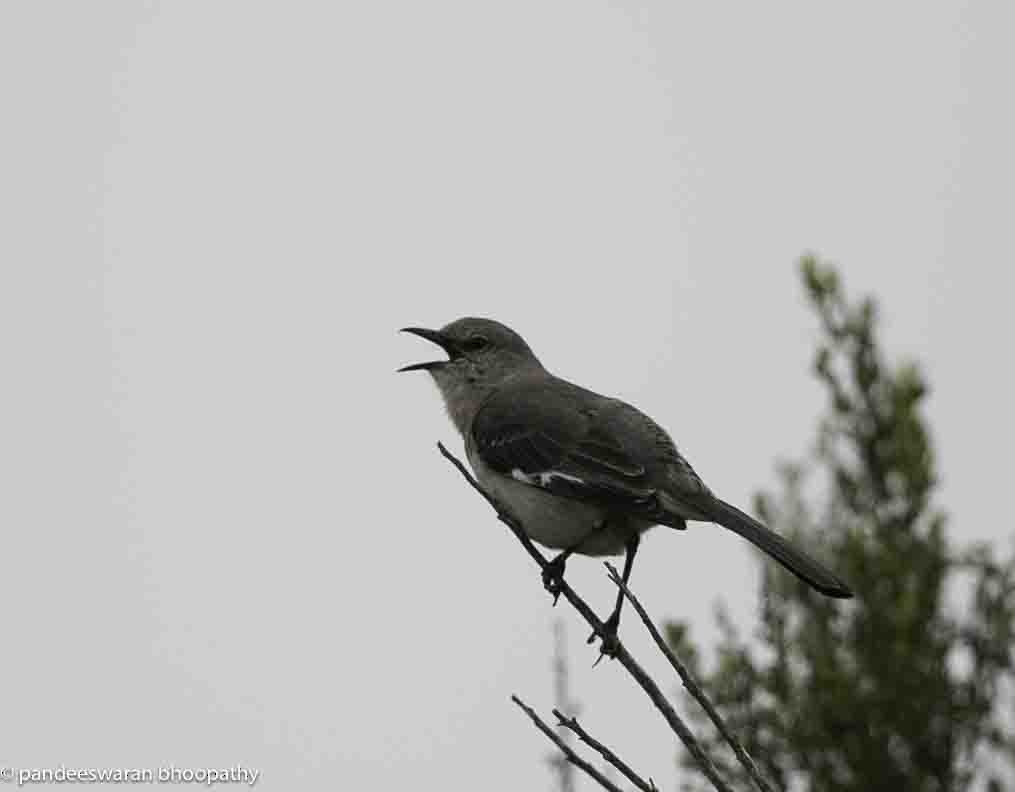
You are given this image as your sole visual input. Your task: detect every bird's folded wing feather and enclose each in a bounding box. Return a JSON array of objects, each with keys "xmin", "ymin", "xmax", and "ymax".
[{"xmin": 471, "ymin": 380, "xmax": 676, "ymax": 521}]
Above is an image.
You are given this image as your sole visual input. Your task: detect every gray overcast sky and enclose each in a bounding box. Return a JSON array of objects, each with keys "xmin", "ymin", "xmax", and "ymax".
[{"xmin": 1, "ymin": 2, "xmax": 1013, "ymax": 790}]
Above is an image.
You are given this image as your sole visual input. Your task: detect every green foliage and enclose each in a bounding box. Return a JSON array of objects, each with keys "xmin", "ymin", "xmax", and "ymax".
[{"xmin": 671, "ymin": 256, "xmax": 1015, "ymax": 792}]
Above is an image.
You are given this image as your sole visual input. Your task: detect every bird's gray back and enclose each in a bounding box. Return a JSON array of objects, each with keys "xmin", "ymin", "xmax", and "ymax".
[{"xmin": 558, "ymin": 379, "xmax": 713, "ymax": 502}]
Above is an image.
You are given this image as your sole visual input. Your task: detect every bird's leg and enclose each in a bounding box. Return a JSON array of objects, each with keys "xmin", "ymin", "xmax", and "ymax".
[
  {"xmin": 588, "ymin": 532, "xmax": 640, "ymax": 647},
  {"xmin": 542, "ymin": 521, "xmax": 606, "ymax": 604},
  {"xmin": 542, "ymin": 546, "xmax": 576, "ymax": 605}
]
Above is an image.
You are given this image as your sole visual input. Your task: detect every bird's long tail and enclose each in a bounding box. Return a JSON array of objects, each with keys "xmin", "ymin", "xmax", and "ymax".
[{"xmin": 704, "ymin": 497, "xmax": 853, "ymax": 598}]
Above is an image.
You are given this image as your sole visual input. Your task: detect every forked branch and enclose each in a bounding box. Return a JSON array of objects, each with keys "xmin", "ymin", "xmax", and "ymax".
[
  {"xmin": 606, "ymin": 563, "xmax": 777, "ymax": 792},
  {"xmin": 512, "ymin": 696, "xmax": 626, "ymax": 792},
  {"xmin": 553, "ymin": 708, "xmax": 658, "ymax": 792},
  {"xmin": 437, "ymin": 442, "xmax": 747, "ymax": 792}
]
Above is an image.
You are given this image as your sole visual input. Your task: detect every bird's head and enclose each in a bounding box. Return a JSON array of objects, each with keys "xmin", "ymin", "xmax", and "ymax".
[{"xmin": 399, "ymin": 317, "xmax": 543, "ymax": 431}]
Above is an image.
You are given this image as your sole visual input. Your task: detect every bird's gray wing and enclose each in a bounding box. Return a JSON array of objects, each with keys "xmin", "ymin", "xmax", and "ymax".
[
  {"xmin": 473, "ymin": 380, "xmax": 853, "ymax": 598},
  {"xmin": 471, "ymin": 380, "xmax": 679, "ymax": 523}
]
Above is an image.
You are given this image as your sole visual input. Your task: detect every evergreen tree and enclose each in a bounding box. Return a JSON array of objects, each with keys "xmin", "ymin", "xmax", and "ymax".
[{"xmin": 668, "ymin": 257, "xmax": 1015, "ymax": 792}]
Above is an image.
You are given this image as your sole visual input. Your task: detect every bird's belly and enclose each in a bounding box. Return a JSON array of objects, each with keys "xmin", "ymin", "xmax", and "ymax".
[{"xmin": 474, "ymin": 464, "xmax": 635, "ymax": 556}]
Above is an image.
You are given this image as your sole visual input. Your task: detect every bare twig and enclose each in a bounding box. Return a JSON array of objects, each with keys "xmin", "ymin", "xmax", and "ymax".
[
  {"xmin": 604, "ymin": 632, "xmax": 734, "ymax": 792},
  {"xmin": 606, "ymin": 562, "xmax": 778, "ymax": 792},
  {"xmin": 437, "ymin": 442, "xmax": 735, "ymax": 792},
  {"xmin": 512, "ymin": 696, "xmax": 626, "ymax": 792},
  {"xmin": 436, "ymin": 443, "xmax": 608, "ymax": 637},
  {"xmin": 553, "ymin": 709, "xmax": 658, "ymax": 792}
]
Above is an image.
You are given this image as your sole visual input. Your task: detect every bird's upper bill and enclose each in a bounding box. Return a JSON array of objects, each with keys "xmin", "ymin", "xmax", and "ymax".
[{"xmin": 397, "ymin": 327, "xmax": 454, "ymax": 372}]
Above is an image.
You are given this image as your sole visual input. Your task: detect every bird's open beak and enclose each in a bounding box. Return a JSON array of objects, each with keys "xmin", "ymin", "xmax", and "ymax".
[{"xmin": 398, "ymin": 327, "xmax": 456, "ymax": 372}]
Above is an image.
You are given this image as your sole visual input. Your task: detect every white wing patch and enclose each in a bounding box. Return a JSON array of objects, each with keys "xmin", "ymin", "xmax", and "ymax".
[{"xmin": 511, "ymin": 468, "xmax": 586, "ymax": 488}]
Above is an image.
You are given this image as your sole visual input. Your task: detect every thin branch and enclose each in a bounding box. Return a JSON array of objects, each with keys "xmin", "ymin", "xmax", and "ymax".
[
  {"xmin": 606, "ymin": 562, "xmax": 778, "ymax": 792},
  {"xmin": 437, "ymin": 442, "xmax": 735, "ymax": 792},
  {"xmin": 553, "ymin": 709, "xmax": 658, "ymax": 792},
  {"xmin": 437, "ymin": 442, "xmax": 608, "ymax": 636},
  {"xmin": 605, "ymin": 633, "xmax": 734, "ymax": 792},
  {"xmin": 512, "ymin": 696, "xmax": 626, "ymax": 792}
]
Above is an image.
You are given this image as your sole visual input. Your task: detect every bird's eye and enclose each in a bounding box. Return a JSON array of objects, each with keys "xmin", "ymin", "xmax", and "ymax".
[{"xmin": 464, "ymin": 335, "xmax": 489, "ymax": 352}]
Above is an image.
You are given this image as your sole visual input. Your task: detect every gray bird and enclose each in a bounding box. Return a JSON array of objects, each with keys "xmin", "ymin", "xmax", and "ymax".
[{"xmin": 400, "ymin": 318, "xmax": 852, "ymax": 640}]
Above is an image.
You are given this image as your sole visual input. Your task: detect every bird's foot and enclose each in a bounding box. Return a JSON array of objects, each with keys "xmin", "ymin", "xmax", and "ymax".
[
  {"xmin": 587, "ymin": 610, "xmax": 621, "ymax": 661},
  {"xmin": 542, "ymin": 554, "xmax": 568, "ymax": 605}
]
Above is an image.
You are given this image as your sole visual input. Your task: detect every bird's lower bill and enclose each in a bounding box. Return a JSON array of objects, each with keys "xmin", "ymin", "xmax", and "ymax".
[{"xmin": 397, "ymin": 359, "xmax": 447, "ymax": 372}]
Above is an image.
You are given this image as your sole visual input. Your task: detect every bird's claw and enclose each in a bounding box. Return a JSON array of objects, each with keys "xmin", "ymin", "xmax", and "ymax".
[
  {"xmin": 587, "ymin": 611, "xmax": 621, "ymax": 661},
  {"xmin": 542, "ymin": 556, "xmax": 567, "ymax": 605}
]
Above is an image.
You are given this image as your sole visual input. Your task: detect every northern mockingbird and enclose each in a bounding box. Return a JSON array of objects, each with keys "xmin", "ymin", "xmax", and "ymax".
[{"xmin": 400, "ymin": 318, "xmax": 852, "ymax": 640}]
